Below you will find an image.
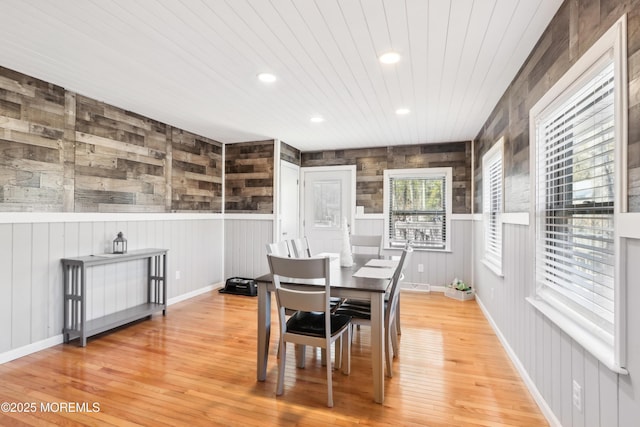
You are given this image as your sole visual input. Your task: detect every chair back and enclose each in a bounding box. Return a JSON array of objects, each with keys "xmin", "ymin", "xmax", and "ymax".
[
  {"xmin": 290, "ymin": 237, "xmax": 312, "ymax": 258},
  {"xmin": 266, "ymin": 241, "xmax": 291, "ymax": 257},
  {"xmin": 385, "ymin": 247, "xmax": 412, "ymax": 324},
  {"xmin": 267, "ymin": 254, "xmax": 331, "ymax": 314},
  {"xmin": 350, "ymin": 234, "xmax": 382, "ymax": 256}
]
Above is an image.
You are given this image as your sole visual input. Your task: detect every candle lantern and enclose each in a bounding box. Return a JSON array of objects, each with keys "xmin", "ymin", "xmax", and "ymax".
[{"xmin": 113, "ymin": 232, "xmax": 127, "ymax": 254}]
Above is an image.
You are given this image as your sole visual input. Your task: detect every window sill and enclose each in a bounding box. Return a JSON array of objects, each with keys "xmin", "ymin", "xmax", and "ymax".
[
  {"xmin": 482, "ymin": 259, "xmax": 503, "ymax": 277},
  {"xmin": 384, "ymin": 247, "xmax": 451, "ymax": 253},
  {"xmin": 526, "ymin": 296, "xmax": 628, "ymax": 375}
]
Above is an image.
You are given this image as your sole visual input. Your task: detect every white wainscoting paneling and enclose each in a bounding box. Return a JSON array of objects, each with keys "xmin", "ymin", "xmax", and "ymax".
[
  {"xmin": 224, "ymin": 217, "xmax": 273, "ymax": 280},
  {"xmin": 0, "ymin": 217, "xmax": 224, "ymax": 362},
  {"xmin": 354, "ymin": 216, "xmax": 472, "ymax": 291},
  {"xmin": 619, "ymin": 238, "xmax": 640, "ymax": 426},
  {"xmin": 472, "ymin": 219, "xmax": 637, "ymax": 426},
  {"xmin": 352, "ymin": 215, "xmax": 384, "ymax": 235}
]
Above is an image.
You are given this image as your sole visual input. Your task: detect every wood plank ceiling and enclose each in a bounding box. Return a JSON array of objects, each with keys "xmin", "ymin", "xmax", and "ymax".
[{"xmin": 0, "ymin": 0, "xmax": 563, "ymax": 151}]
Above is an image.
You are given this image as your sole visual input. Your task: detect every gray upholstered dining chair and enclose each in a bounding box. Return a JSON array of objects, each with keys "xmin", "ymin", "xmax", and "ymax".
[
  {"xmin": 266, "ymin": 241, "xmax": 291, "ymax": 257},
  {"xmin": 290, "ymin": 237, "xmax": 343, "ymax": 314},
  {"xmin": 267, "ymin": 240, "xmax": 299, "ymax": 358},
  {"xmin": 334, "ymin": 246, "xmax": 412, "ymax": 378},
  {"xmin": 350, "ymin": 234, "xmax": 382, "ymax": 258},
  {"xmin": 267, "ymin": 254, "xmax": 352, "ymax": 407},
  {"xmin": 269, "ymin": 239, "xmax": 340, "ymax": 362}
]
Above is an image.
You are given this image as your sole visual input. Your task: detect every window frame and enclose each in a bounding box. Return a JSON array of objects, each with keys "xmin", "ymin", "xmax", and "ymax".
[
  {"xmin": 383, "ymin": 167, "xmax": 453, "ymax": 251},
  {"xmin": 482, "ymin": 137, "xmax": 504, "ymax": 277},
  {"xmin": 527, "ymin": 15, "xmax": 628, "ymax": 373}
]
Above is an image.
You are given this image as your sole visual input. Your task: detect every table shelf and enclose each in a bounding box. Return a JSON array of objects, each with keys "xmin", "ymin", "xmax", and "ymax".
[
  {"xmin": 64, "ymin": 303, "xmax": 165, "ymax": 342},
  {"xmin": 61, "ymin": 248, "xmax": 168, "ymax": 347}
]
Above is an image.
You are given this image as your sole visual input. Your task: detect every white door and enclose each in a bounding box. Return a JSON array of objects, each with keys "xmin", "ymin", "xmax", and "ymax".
[
  {"xmin": 301, "ymin": 166, "xmax": 355, "ymax": 254},
  {"xmin": 279, "ymin": 161, "xmax": 299, "ymax": 241}
]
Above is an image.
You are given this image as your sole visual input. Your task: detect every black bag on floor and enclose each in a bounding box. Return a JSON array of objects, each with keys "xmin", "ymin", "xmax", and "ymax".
[{"xmin": 219, "ymin": 277, "xmax": 257, "ymax": 297}]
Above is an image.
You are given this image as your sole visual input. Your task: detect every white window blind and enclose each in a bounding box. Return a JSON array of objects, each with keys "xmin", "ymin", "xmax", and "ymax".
[
  {"xmin": 383, "ymin": 168, "xmax": 452, "ymax": 250},
  {"xmin": 483, "ymin": 141, "xmax": 503, "ymax": 271},
  {"xmin": 535, "ymin": 61, "xmax": 616, "ymax": 338}
]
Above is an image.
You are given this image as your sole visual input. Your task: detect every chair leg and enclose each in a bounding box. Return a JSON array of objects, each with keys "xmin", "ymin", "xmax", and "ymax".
[
  {"xmin": 391, "ymin": 321, "xmax": 399, "ymax": 358},
  {"xmin": 341, "ymin": 328, "xmax": 351, "ymax": 375},
  {"xmin": 296, "ymin": 344, "xmax": 306, "ymax": 368},
  {"xmin": 396, "ymin": 294, "xmax": 402, "ymax": 335},
  {"xmin": 350, "ymin": 323, "xmax": 361, "ymax": 342},
  {"xmin": 325, "ymin": 346, "xmax": 334, "ymax": 407},
  {"xmin": 385, "ymin": 328, "xmax": 394, "ymax": 378},
  {"xmin": 277, "ymin": 341, "xmax": 286, "ymax": 396},
  {"xmin": 334, "ymin": 338, "xmax": 342, "ymax": 369}
]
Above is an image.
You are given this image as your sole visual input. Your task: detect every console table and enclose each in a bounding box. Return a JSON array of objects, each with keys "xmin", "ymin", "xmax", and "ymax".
[{"xmin": 61, "ymin": 248, "xmax": 168, "ymax": 347}]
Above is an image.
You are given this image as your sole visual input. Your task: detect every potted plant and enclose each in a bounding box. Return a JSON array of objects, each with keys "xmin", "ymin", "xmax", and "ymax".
[{"xmin": 445, "ymin": 278, "xmax": 475, "ymax": 301}]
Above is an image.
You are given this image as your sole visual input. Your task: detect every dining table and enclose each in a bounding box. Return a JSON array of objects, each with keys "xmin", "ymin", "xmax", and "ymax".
[{"xmin": 254, "ymin": 254, "xmax": 397, "ymax": 404}]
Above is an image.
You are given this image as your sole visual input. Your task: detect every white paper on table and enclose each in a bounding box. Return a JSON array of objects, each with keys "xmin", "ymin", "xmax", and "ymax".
[
  {"xmin": 365, "ymin": 259, "xmax": 398, "ymax": 268},
  {"xmin": 352, "ymin": 266, "xmax": 395, "ymax": 279}
]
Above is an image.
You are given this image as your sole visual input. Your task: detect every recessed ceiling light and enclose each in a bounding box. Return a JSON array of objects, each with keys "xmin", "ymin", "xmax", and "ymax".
[
  {"xmin": 379, "ymin": 51, "xmax": 401, "ymax": 64},
  {"xmin": 395, "ymin": 108, "xmax": 410, "ymax": 115},
  {"xmin": 257, "ymin": 73, "xmax": 277, "ymax": 83},
  {"xmin": 310, "ymin": 116, "xmax": 325, "ymax": 123}
]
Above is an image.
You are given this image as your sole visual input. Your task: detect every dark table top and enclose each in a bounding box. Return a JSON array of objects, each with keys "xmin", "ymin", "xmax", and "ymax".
[{"xmin": 255, "ymin": 254, "xmax": 390, "ymax": 294}]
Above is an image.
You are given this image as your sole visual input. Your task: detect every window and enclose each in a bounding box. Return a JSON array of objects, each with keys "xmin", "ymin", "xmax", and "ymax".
[
  {"xmin": 483, "ymin": 138, "xmax": 504, "ymax": 275},
  {"xmin": 536, "ymin": 62, "xmax": 615, "ymax": 334},
  {"xmin": 312, "ymin": 180, "xmax": 341, "ymax": 228},
  {"xmin": 383, "ymin": 168, "xmax": 452, "ymax": 250},
  {"xmin": 529, "ymin": 17, "xmax": 627, "ymax": 372}
]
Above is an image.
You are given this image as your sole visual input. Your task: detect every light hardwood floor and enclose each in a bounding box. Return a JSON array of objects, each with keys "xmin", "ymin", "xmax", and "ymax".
[{"xmin": 0, "ymin": 291, "xmax": 547, "ymax": 426}]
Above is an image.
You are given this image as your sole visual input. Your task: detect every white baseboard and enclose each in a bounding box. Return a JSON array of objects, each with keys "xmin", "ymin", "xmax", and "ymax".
[
  {"xmin": 475, "ymin": 296, "xmax": 562, "ymax": 427},
  {"xmin": 0, "ymin": 334, "xmax": 64, "ymax": 365},
  {"xmin": 401, "ymin": 284, "xmax": 451, "ymax": 293},
  {"xmin": 167, "ymin": 283, "xmax": 222, "ymax": 306},
  {"xmin": 400, "ymin": 282, "xmax": 431, "ymax": 292},
  {"xmin": 0, "ymin": 283, "xmax": 223, "ymax": 365}
]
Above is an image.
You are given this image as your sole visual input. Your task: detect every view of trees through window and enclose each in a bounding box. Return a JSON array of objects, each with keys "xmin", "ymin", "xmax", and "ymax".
[{"xmin": 389, "ymin": 177, "xmax": 446, "ymax": 249}]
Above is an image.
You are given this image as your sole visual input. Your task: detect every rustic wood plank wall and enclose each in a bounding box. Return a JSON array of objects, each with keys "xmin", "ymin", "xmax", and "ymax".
[
  {"xmin": 0, "ymin": 66, "xmax": 66, "ymax": 211},
  {"xmin": 171, "ymin": 128, "xmax": 223, "ymax": 212},
  {"xmin": 474, "ymin": 0, "xmax": 640, "ymax": 213},
  {"xmin": 0, "ymin": 67, "xmax": 223, "ymax": 213},
  {"xmin": 74, "ymin": 95, "xmax": 168, "ymax": 213},
  {"xmin": 301, "ymin": 142, "xmax": 472, "ymax": 214},
  {"xmin": 225, "ymin": 140, "xmax": 274, "ymax": 213},
  {"xmin": 280, "ymin": 141, "xmax": 301, "ymax": 166}
]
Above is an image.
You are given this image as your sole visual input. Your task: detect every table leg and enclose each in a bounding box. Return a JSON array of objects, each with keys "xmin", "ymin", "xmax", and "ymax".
[
  {"xmin": 162, "ymin": 254, "xmax": 167, "ymax": 315},
  {"xmin": 63, "ymin": 266, "xmax": 69, "ymax": 343},
  {"xmin": 257, "ymin": 284, "xmax": 271, "ymax": 381},
  {"xmin": 370, "ymin": 292, "xmax": 384, "ymax": 404},
  {"xmin": 80, "ymin": 266, "xmax": 87, "ymax": 348}
]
